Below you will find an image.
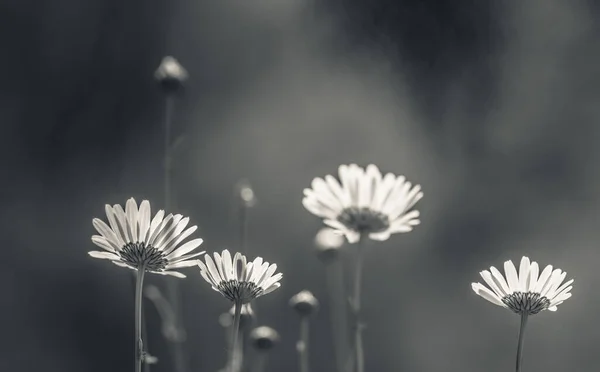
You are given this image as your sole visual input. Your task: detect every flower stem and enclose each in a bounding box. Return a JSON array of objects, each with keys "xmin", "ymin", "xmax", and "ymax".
[
  {"xmin": 298, "ymin": 315, "xmax": 310, "ymax": 372},
  {"xmin": 230, "ymin": 300, "xmax": 243, "ymax": 372},
  {"xmin": 516, "ymin": 312, "xmax": 528, "ymax": 372},
  {"xmin": 352, "ymin": 236, "xmax": 365, "ymax": 372},
  {"xmin": 135, "ymin": 266, "xmax": 147, "ymax": 372}
]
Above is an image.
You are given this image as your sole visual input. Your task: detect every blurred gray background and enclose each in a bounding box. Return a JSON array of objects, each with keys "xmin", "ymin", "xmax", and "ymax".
[{"xmin": 2, "ymin": 0, "xmax": 600, "ymax": 371}]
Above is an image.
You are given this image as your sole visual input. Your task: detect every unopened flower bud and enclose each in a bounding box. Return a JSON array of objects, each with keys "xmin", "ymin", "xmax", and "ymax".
[
  {"xmin": 289, "ymin": 290, "xmax": 319, "ymax": 316},
  {"xmin": 314, "ymin": 228, "xmax": 344, "ymax": 263},
  {"xmin": 236, "ymin": 179, "xmax": 257, "ymax": 207},
  {"xmin": 249, "ymin": 326, "xmax": 280, "ymax": 351},
  {"xmin": 154, "ymin": 56, "xmax": 188, "ymax": 93}
]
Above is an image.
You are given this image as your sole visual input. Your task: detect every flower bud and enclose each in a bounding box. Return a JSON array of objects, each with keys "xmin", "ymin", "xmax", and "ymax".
[
  {"xmin": 289, "ymin": 290, "xmax": 319, "ymax": 316},
  {"xmin": 249, "ymin": 326, "xmax": 280, "ymax": 351},
  {"xmin": 154, "ymin": 56, "xmax": 188, "ymax": 93},
  {"xmin": 236, "ymin": 179, "xmax": 257, "ymax": 208},
  {"xmin": 314, "ymin": 228, "xmax": 344, "ymax": 263}
]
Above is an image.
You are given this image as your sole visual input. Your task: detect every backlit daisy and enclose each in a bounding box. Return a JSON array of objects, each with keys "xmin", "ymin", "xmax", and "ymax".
[
  {"xmin": 302, "ymin": 164, "xmax": 422, "ymax": 243},
  {"xmin": 198, "ymin": 249, "xmax": 282, "ymax": 304},
  {"xmin": 471, "ymin": 256, "xmax": 573, "ymax": 314},
  {"xmin": 89, "ymin": 198, "xmax": 205, "ymax": 278}
]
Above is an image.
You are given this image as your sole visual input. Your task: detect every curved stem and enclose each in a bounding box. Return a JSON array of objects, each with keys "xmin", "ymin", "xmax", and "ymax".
[
  {"xmin": 353, "ymin": 236, "xmax": 365, "ymax": 372},
  {"xmin": 298, "ymin": 316, "xmax": 310, "ymax": 372},
  {"xmin": 135, "ymin": 266, "xmax": 147, "ymax": 372},
  {"xmin": 229, "ymin": 300, "xmax": 243, "ymax": 372},
  {"xmin": 516, "ymin": 312, "xmax": 528, "ymax": 372}
]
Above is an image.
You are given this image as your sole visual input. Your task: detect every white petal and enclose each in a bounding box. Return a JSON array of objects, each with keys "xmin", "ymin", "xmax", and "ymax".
[
  {"xmin": 146, "ymin": 210, "xmax": 165, "ymax": 244},
  {"xmin": 527, "ymin": 262, "xmax": 539, "ymax": 292},
  {"xmin": 503, "ymin": 260, "xmax": 519, "ymax": 293},
  {"xmin": 105, "ymin": 205, "xmax": 126, "ymax": 246},
  {"xmin": 472, "ymin": 283, "xmax": 505, "ymax": 307},
  {"xmin": 260, "ymin": 282, "xmax": 281, "ymax": 296},
  {"xmin": 345, "ymin": 231, "xmax": 361, "ymax": 243},
  {"xmin": 518, "ymin": 257, "xmax": 530, "ymax": 292},
  {"xmin": 166, "ymin": 260, "xmax": 202, "ymax": 269},
  {"xmin": 92, "ymin": 219, "xmax": 121, "ymax": 249},
  {"xmin": 369, "ymin": 230, "xmax": 391, "ymax": 241},
  {"xmin": 157, "ymin": 270, "xmax": 186, "ymax": 278},
  {"xmin": 221, "ymin": 250, "xmax": 234, "ymax": 281},
  {"xmin": 113, "ymin": 204, "xmax": 132, "ymax": 243},
  {"xmin": 205, "ymin": 254, "xmax": 224, "ymax": 284},
  {"xmin": 91, "ymin": 235, "xmax": 117, "ymax": 252},
  {"xmin": 490, "ymin": 266, "xmax": 511, "ymax": 295},
  {"xmin": 255, "ymin": 263, "xmax": 277, "ymax": 288},
  {"xmin": 533, "ymin": 265, "xmax": 553, "ymax": 293},
  {"xmin": 165, "ymin": 238, "xmax": 203, "ymax": 260},
  {"xmin": 88, "ymin": 251, "xmax": 120, "ymax": 260},
  {"xmin": 163, "ymin": 225, "xmax": 198, "ymax": 256},
  {"xmin": 125, "ymin": 198, "xmax": 139, "ymax": 242},
  {"xmin": 480, "ymin": 270, "xmax": 506, "ymax": 298},
  {"xmin": 138, "ymin": 200, "xmax": 151, "ymax": 243}
]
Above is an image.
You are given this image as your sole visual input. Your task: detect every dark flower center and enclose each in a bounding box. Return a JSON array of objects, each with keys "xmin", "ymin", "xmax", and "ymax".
[
  {"xmin": 502, "ymin": 291, "xmax": 551, "ymax": 315},
  {"xmin": 337, "ymin": 207, "xmax": 390, "ymax": 234},
  {"xmin": 119, "ymin": 242, "xmax": 169, "ymax": 271},
  {"xmin": 217, "ymin": 280, "xmax": 263, "ymax": 303}
]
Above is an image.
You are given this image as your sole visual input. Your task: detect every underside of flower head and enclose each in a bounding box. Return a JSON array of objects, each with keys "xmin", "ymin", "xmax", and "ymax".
[
  {"xmin": 472, "ymin": 256, "xmax": 573, "ymax": 315},
  {"xmin": 303, "ymin": 164, "xmax": 423, "ymax": 243},
  {"xmin": 89, "ymin": 198, "xmax": 204, "ymax": 278},
  {"xmin": 198, "ymin": 250, "xmax": 282, "ymax": 303}
]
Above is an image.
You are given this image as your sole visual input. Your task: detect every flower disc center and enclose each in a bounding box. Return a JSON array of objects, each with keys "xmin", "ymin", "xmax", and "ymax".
[
  {"xmin": 337, "ymin": 207, "xmax": 390, "ymax": 234},
  {"xmin": 502, "ymin": 291, "xmax": 551, "ymax": 315},
  {"xmin": 218, "ymin": 280, "xmax": 263, "ymax": 303},
  {"xmin": 119, "ymin": 242, "xmax": 168, "ymax": 271}
]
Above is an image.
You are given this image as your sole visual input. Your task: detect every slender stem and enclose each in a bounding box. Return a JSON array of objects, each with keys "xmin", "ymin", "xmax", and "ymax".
[
  {"xmin": 230, "ymin": 300, "xmax": 243, "ymax": 372},
  {"xmin": 135, "ymin": 266, "xmax": 147, "ymax": 372},
  {"xmin": 298, "ymin": 316, "xmax": 310, "ymax": 372},
  {"xmin": 163, "ymin": 92, "xmax": 188, "ymax": 372},
  {"xmin": 516, "ymin": 312, "xmax": 529, "ymax": 372},
  {"xmin": 240, "ymin": 204, "xmax": 249, "ymax": 255},
  {"xmin": 251, "ymin": 352, "xmax": 268, "ymax": 372},
  {"xmin": 325, "ymin": 262, "xmax": 349, "ymax": 372},
  {"xmin": 352, "ymin": 236, "xmax": 365, "ymax": 372}
]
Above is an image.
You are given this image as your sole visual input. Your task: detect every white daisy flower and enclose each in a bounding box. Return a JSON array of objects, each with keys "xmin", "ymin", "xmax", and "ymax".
[
  {"xmin": 303, "ymin": 164, "xmax": 423, "ymax": 243},
  {"xmin": 89, "ymin": 198, "xmax": 205, "ymax": 278},
  {"xmin": 472, "ymin": 256, "xmax": 573, "ymax": 315},
  {"xmin": 198, "ymin": 249, "xmax": 282, "ymax": 304}
]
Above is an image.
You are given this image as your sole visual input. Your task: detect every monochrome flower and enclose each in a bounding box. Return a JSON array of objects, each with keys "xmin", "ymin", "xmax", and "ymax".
[
  {"xmin": 89, "ymin": 198, "xmax": 204, "ymax": 278},
  {"xmin": 472, "ymin": 256, "xmax": 573, "ymax": 315},
  {"xmin": 303, "ymin": 164, "xmax": 422, "ymax": 243},
  {"xmin": 198, "ymin": 250, "xmax": 282, "ymax": 303}
]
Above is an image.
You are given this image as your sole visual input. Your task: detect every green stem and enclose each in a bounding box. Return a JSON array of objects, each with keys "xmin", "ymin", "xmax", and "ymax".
[
  {"xmin": 516, "ymin": 312, "xmax": 528, "ymax": 372},
  {"xmin": 353, "ymin": 236, "xmax": 365, "ymax": 372},
  {"xmin": 229, "ymin": 300, "xmax": 243, "ymax": 372},
  {"xmin": 298, "ymin": 316, "xmax": 310, "ymax": 372},
  {"xmin": 135, "ymin": 266, "xmax": 147, "ymax": 372}
]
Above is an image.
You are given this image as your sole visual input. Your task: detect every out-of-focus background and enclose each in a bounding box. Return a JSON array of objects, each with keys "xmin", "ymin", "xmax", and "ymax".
[{"xmin": 2, "ymin": 0, "xmax": 600, "ymax": 371}]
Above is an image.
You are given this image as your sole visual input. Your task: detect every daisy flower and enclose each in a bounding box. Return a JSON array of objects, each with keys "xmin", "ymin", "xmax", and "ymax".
[
  {"xmin": 302, "ymin": 164, "xmax": 423, "ymax": 243},
  {"xmin": 89, "ymin": 198, "xmax": 205, "ymax": 278},
  {"xmin": 471, "ymin": 256, "xmax": 573, "ymax": 315},
  {"xmin": 198, "ymin": 249, "xmax": 282, "ymax": 304}
]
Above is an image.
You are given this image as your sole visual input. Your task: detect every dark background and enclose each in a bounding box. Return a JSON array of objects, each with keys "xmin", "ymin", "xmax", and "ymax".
[{"xmin": 2, "ymin": 0, "xmax": 600, "ymax": 371}]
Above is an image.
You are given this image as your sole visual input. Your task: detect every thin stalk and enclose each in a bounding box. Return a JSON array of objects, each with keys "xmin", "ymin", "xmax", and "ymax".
[
  {"xmin": 325, "ymin": 261, "xmax": 348, "ymax": 372},
  {"xmin": 251, "ymin": 352, "xmax": 268, "ymax": 372},
  {"xmin": 163, "ymin": 93, "xmax": 187, "ymax": 372},
  {"xmin": 516, "ymin": 312, "xmax": 528, "ymax": 372},
  {"xmin": 135, "ymin": 266, "xmax": 147, "ymax": 372},
  {"xmin": 230, "ymin": 300, "xmax": 243, "ymax": 372},
  {"xmin": 298, "ymin": 316, "xmax": 310, "ymax": 372},
  {"xmin": 352, "ymin": 236, "xmax": 365, "ymax": 372},
  {"xmin": 239, "ymin": 204, "xmax": 249, "ymax": 255}
]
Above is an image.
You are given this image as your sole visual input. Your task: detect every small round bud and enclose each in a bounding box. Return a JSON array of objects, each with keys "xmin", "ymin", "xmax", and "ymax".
[
  {"xmin": 249, "ymin": 326, "xmax": 280, "ymax": 351},
  {"xmin": 314, "ymin": 228, "xmax": 344, "ymax": 263},
  {"xmin": 154, "ymin": 56, "xmax": 189, "ymax": 93},
  {"xmin": 219, "ymin": 304, "xmax": 256, "ymax": 330},
  {"xmin": 236, "ymin": 179, "xmax": 257, "ymax": 207},
  {"xmin": 142, "ymin": 354, "xmax": 159, "ymax": 365},
  {"xmin": 289, "ymin": 290, "xmax": 319, "ymax": 316}
]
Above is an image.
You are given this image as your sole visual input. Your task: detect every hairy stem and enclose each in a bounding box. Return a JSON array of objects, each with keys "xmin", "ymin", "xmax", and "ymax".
[
  {"xmin": 298, "ymin": 316, "xmax": 310, "ymax": 372},
  {"xmin": 230, "ymin": 300, "xmax": 243, "ymax": 372}
]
